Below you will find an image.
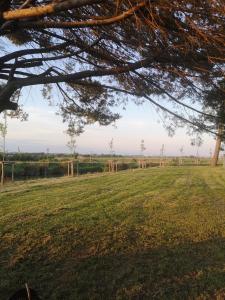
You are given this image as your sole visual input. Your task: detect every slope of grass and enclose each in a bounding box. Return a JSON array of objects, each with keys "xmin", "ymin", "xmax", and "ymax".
[{"xmin": 0, "ymin": 167, "xmax": 225, "ymax": 299}]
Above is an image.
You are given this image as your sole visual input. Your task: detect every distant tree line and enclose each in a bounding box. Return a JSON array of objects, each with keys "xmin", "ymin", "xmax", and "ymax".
[{"xmin": 1, "ymin": 152, "xmax": 77, "ymax": 161}]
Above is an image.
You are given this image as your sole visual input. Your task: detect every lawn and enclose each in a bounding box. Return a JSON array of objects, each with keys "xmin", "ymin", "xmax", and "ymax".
[{"xmin": 0, "ymin": 167, "xmax": 225, "ymax": 299}]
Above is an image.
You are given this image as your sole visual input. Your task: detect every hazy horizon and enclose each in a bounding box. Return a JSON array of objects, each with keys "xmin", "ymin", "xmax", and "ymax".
[{"xmin": 0, "ymin": 87, "xmax": 218, "ymax": 158}]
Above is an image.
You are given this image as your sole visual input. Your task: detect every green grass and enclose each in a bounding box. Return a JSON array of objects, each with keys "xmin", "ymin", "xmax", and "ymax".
[{"xmin": 0, "ymin": 167, "xmax": 225, "ymax": 299}]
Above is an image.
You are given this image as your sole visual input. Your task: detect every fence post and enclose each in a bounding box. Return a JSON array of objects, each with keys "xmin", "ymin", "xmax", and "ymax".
[
  {"xmin": 77, "ymin": 160, "xmax": 79, "ymax": 176},
  {"xmin": 108, "ymin": 160, "xmax": 112, "ymax": 172},
  {"xmin": 12, "ymin": 163, "xmax": 14, "ymax": 182},
  {"xmin": 71, "ymin": 161, "xmax": 74, "ymax": 176},
  {"xmin": 1, "ymin": 162, "xmax": 4, "ymax": 186},
  {"xmin": 67, "ymin": 161, "xmax": 70, "ymax": 176}
]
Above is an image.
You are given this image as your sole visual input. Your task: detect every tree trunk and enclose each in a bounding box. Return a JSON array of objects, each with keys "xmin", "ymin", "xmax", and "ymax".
[{"xmin": 211, "ymin": 124, "xmax": 223, "ymax": 167}]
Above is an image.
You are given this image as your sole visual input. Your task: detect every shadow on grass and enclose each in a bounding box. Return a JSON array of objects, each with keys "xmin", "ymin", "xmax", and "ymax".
[{"xmin": 2, "ymin": 237, "xmax": 225, "ymax": 300}]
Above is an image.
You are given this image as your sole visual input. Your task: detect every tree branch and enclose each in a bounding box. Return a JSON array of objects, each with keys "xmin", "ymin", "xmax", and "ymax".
[
  {"xmin": 0, "ymin": 42, "xmax": 69, "ymax": 63},
  {"xmin": 2, "ymin": 0, "xmax": 102, "ymax": 21},
  {"xmin": 4, "ymin": 1, "xmax": 147, "ymax": 30}
]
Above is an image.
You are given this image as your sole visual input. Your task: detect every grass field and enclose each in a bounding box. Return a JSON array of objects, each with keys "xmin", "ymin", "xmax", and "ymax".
[{"xmin": 0, "ymin": 167, "xmax": 225, "ymax": 299}]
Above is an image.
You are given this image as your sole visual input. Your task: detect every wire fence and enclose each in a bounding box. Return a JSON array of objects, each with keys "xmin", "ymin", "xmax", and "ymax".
[{"xmin": 0, "ymin": 157, "xmax": 221, "ymax": 186}]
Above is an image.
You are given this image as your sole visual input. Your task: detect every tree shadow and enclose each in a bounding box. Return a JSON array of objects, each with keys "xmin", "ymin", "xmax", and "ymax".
[
  {"xmin": 2, "ymin": 237, "xmax": 225, "ymax": 300},
  {"xmin": 48, "ymin": 237, "xmax": 225, "ymax": 299}
]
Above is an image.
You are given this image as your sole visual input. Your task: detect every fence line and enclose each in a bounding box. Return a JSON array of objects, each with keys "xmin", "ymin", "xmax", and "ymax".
[{"xmin": 0, "ymin": 158, "xmax": 218, "ymax": 186}]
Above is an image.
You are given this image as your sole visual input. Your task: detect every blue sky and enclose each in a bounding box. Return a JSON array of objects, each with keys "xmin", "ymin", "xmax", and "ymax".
[{"xmin": 1, "ymin": 86, "xmax": 216, "ymax": 156}]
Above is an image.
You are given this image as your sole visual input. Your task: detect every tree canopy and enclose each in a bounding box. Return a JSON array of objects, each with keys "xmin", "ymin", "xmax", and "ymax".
[{"xmin": 0, "ymin": 0, "xmax": 224, "ymax": 133}]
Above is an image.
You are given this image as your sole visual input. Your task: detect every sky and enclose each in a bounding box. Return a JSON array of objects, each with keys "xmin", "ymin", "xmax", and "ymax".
[
  {"xmin": 0, "ymin": 86, "xmax": 216, "ymax": 157},
  {"xmin": 0, "ymin": 38, "xmax": 217, "ymax": 157}
]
